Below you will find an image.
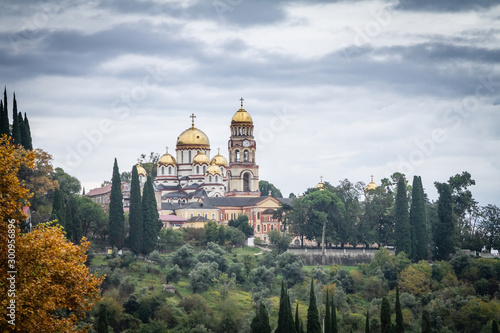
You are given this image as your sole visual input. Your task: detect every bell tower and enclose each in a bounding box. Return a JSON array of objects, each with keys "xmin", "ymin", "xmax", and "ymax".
[{"xmin": 226, "ymin": 98, "xmax": 260, "ymax": 197}]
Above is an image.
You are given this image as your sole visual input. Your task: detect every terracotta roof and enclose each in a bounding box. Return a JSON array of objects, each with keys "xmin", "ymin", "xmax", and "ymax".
[{"xmin": 86, "ymin": 184, "xmax": 112, "ymax": 197}]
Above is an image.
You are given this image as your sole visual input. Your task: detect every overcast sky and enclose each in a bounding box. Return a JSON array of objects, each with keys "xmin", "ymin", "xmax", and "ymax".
[{"xmin": 1, "ymin": 0, "xmax": 499, "ymax": 206}]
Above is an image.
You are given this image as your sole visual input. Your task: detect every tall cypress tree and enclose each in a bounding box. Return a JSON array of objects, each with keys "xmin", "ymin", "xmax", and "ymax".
[
  {"xmin": 277, "ymin": 281, "xmax": 285, "ymax": 333},
  {"xmin": 97, "ymin": 303, "xmax": 109, "ymax": 333},
  {"xmin": 421, "ymin": 310, "xmax": 431, "ymax": 333},
  {"xmin": 128, "ymin": 165, "xmax": 143, "ymax": 255},
  {"xmin": 410, "ymin": 176, "xmax": 427, "ymax": 261},
  {"xmin": 331, "ymin": 295, "xmax": 338, "ymax": 333},
  {"xmin": 395, "ymin": 286, "xmax": 404, "ymax": 333},
  {"xmin": 2, "ymin": 87, "xmax": 10, "ymax": 136},
  {"xmin": 0, "ymin": 100, "xmax": 6, "ymax": 136},
  {"xmin": 295, "ymin": 302, "xmax": 300, "ymax": 333},
  {"xmin": 65, "ymin": 196, "xmax": 82, "ymax": 244},
  {"xmin": 23, "ymin": 113, "xmax": 32, "ymax": 150},
  {"xmin": 325, "ymin": 290, "xmax": 331, "ymax": 333},
  {"xmin": 109, "ymin": 158, "xmax": 125, "ymax": 249},
  {"xmin": 51, "ymin": 187, "xmax": 66, "ymax": 227},
  {"xmin": 142, "ymin": 175, "xmax": 160, "ymax": 256},
  {"xmin": 365, "ymin": 310, "xmax": 369, "ymax": 333},
  {"xmin": 285, "ymin": 292, "xmax": 296, "ymax": 333},
  {"xmin": 307, "ymin": 279, "xmax": 321, "ymax": 333},
  {"xmin": 395, "ymin": 176, "xmax": 411, "ymax": 255},
  {"xmin": 433, "ymin": 182, "xmax": 455, "ymax": 260},
  {"xmin": 492, "ymin": 320, "xmax": 499, "ymax": 333},
  {"xmin": 11, "ymin": 94, "xmax": 22, "ymax": 145},
  {"xmin": 250, "ymin": 302, "xmax": 271, "ymax": 333},
  {"xmin": 380, "ymin": 296, "xmax": 392, "ymax": 333}
]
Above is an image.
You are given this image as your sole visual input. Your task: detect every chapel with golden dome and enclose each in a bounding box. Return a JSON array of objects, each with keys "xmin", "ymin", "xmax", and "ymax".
[{"xmin": 153, "ymin": 99, "xmax": 260, "ymax": 204}]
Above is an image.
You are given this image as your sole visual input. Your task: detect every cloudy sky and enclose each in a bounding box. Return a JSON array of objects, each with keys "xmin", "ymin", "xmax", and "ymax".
[{"xmin": 1, "ymin": 0, "xmax": 499, "ymax": 205}]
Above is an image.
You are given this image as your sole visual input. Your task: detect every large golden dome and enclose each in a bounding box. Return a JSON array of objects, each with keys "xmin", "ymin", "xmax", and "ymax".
[
  {"xmin": 211, "ymin": 149, "xmax": 228, "ymax": 166},
  {"xmin": 158, "ymin": 151, "xmax": 176, "ymax": 167},
  {"xmin": 176, "ymin": 127, "xmax": 210, "ymax": 149},
  {"xmin": 192, "ymin": 151, "xmax": 210, "ymax": 165}
]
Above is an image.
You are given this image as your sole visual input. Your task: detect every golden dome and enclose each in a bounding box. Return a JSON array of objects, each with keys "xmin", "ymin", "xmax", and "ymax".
[
  {"xmin": 206, "ymin": 161, "xmax": 222, "ymax": 175},
  {"xmin": 158, "ymin": 150, "xmax": 176, "ymax": 167},
  {"xmin": 136, "ymin": 164, "xmax": 147, "ymax": 176},
  {"xmin": 315, "ymin": 176, "xmax": 325, "ymax": 190},
  {"xmin": 231, "ymin": 108, "xmax": 253, "ymax": 125},
  {"xmin": 365, "ymin": 175, "xmax": 378, "ymax": 192},
  {"xmin": 192, "ymin": 151, "xmax": 210, "ymax": 165},
  {"xmin": 177, "ymin": 127, "xmax": 210, "ymax": 149},
  {"xmin": 211, "ymin": 148, "xmax": 228, "ymax": 166}
]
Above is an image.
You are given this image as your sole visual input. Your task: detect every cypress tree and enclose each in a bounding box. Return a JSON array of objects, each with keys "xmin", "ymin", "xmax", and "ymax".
[
  {"xmin": 307, "ymin": 279, "xmax": 321, "ymax": 333},
  {"xmin": 492, "ymin": 320, "xmax": 499, "ymax": 333},
  {"xmin": 331, "ymin": 295, "xmax": 338, "ymax": 333},
  {"xmin": 395, "ymin": 286, "xmax": 404, "ymax": 333},
  {"xmin": 0, "ymin": 100, "xmax": 6, "ymax": 136},
  {"xmin": 128, "ymin": 165, "xmax": 143, "ymax": 255},
  {"xmin": 22, "ymin": 112, "xmax": 33, "ymax": 150},
  {"xmin": 97, "ymin": 303, "xmax": 109, "ymax": 333},
  {"xmin": 51, "ymin": 187, "xmax": 66, "ymax": 227},
  {"xmin": 142, "ymin": 175, "xmax": 160, "ymax": 256},
  {"xmin": 365, "ymin": 310, "xmax": 369, "ymax": 333},
  {"xmin": 395, "ymin": 175, "xmax": 411, "ymax": 255},
  {"xmin": 285, "ymin": 292, "xmax": 296, "ymax": 333},
  {"xmin": 325, "ymin": 290, "xmax": 331, "ymax": 333},
  {"xmin": 421, "ymin": 310, "xmax": 431, "ymax": 333},
  {"xmin": 250, "ymin": 302, "xmax": 271, "ymax": 333},
  {"xmin": 300, "ymin": 321, "xmax": 305, "ymax": 333},
  {"xmin": 295, "ymin": 302, "xmax": 300, "ymax": 333},
  {"xmin": 2, "ymin": 87, "xmax": 10, "ymax": 136},
  {"xmin": 11, "ymin": 94, "xmax": 22, "ymax": 145},
  {"xmin": 108, "ymin": 158, "xmax": 125, "ymax": 249},
  {"xmin": 433, "ymin": 182, "xmax": 455, "ymax": 260},
  {"xmin": 380, "ymin": 296, "xmax": 392, "ymax": 333},
  {"xmin": 410, "ymin": 176, "xmax": 427, "ymax": 261},
  {"xmin": 277, "ymin": 281, "xmax": 285, "ymax": 333},
  {"xmin": 65, "ymin": 196, "xmax": 82, "ymax": 244}
]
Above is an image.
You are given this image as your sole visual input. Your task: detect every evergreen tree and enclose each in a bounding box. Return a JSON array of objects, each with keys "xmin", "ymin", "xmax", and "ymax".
[
  {"xmin": 127, "ymin": 165, "xmax": 143, "ymax": 254},
  {"xmin": 365, "ymin": 310, "xmax": 369, "ymax": 333},
  {"xmin": 108, "ymin": 158, "xmax": 125, "ymax": 249},
  {"xmin": 277, "ymin": 281, "xmax": 296, "ymax": 333},
  {"xmin": 285, "ymin": 292, "xmax": 296, "ymax": 333},
  {"xmin": 395, "ymin": 175, "xmax": 411, "ymax": 255},
  {"xmin": 307, "ymin": 279, "xmax": 321, "ymax": 333},
  {"xmin": 380, "ymin": 296, "xmax": 392, "ymax": 333},
  {"xmin": 250, "ymin": 302, "xmax": 271, "ymax": 333},
  {"xmin": 492, "ymin": 320, "xmax": 499, "ymax": 333},
  {"xmin": 421, "ymin": 310, "xmax": 431, "ymax": 333},
  {"xmin": 277, "ymin": 281, "xmax": 285, "ymax": 333},
  {"xmin": 51, "ymin": 187, "xmax": 66, "ymax": 226},
  {"xmin": 2, "ymin": 87, "xmax": 10, "ymax": 136},
  {"xmin": 410, "ymin": 176, "xmax": 427, "ymax": 261},
  {"xmin": 97, "ymin": 303, "xmax": 109, "ymax": 333},
  {"xmin": 433, "ymin": 182, "xmax": 455, "ymax": 260},
  {"xmin": 325, "ymin": 290, "xmax": 331, "ymax": 333},
  {"xmin": 331, "ymin": 296, "xmax": 338, "ymax": 333},
  {"xmin": 295, "ymin": 302, "xmax": 300, "ymax": 333},
  {"xmin": 65, "ymin": 196, "xmax": 82, "ymax": 244},
  {"xmin": 395, "ymin": 286, "xmax": 404, "ymax": 333},
  {"xmin": 11, "ymin": 94, "xmax": 22, "ymax": 145},
  {"xmin": 0, "ymin": 100, "xmax": 7, "ymax": 136},
  {"xmin": 22, "ymin": 113, "xmax": 33, "ymax": 150},
  {"xmin": 142, "ymin": 175, "xmax": 160, "ymax": 256}
]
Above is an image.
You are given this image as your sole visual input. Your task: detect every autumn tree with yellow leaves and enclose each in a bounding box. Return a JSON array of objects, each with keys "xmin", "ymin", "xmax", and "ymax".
[{"xmin": 0, "ymin": 135, "xmax": 104, "ymax": 332}]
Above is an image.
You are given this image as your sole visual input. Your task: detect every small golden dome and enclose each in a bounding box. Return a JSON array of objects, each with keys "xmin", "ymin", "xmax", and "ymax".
[
  {"xmin": 206, "ymin": 162, "xmax": 222, "ymax": 176},
  {"xmin": 231, "ymin": 108, "xmax": 253, "ymax": 125},
  {"xmin": 365, "ymin": 175, "xmax": 378, "ymax": 192},
  {"xmin": 315, "ymin": 176, "xmax": 325, "ymax": 190},
  {"xmin": 136, "ymin": 164, "xmax": 147, "ymax": 176},
  {"xmin": 158, "ymin": 151, "xmax": 176, "ymax": 167},
  {"xmin": 192, "ymin": 151, "xmax": 210, "ymax": 165},
  {"xmin": 211, "ymin": 148, "xmax": 228, "ymax": 166}
]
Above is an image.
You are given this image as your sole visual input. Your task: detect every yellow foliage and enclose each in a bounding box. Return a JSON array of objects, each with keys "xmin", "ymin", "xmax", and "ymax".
[
  {"xmin": 322, "ymin": 283, "xmax": 338, "ymax": 298},
  {"xmin": 398, "ymin": 265, "xmax": 431, "ymax": 296}
]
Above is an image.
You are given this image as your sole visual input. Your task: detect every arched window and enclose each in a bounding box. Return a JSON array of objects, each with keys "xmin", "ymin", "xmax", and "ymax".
[
  {"xmin": 161, "ymin": 166, "xmax": 164, "ymax": 175},
  {"xmin": 203, "ymin": 166, "xmax": 206, "ymax": 173},
  {"xmin": 189, "ymin": 150, "xmax": 192, "ymax": 162},
  {"xmin": 257, "ymin": 225, "xmax": 260, "ymax": 232},
  {"xmin": 244, "ymin": 150, "xmax": 249, "ymax": 162},
  {"xmin": 243, "ymin": 173, "xmax": 251, "ymax": 191},
  {"xmin": 257, "ymin": 212, "xmax": 260, "ymax": 219},
  {"xmin": 196, "ymin": 165, "xmax": 200, "ymax": 174},
  {"xmin": 205, "ymin": 214, "xmax": 208, "ymax": 218},
  {"xmin": 235, "ymin": 150, "xmax": 240, "ymax": 162},
  {"xmin": 168, "ymin": 167, "xmax": 172, "ymax": 175},
  {"xmin": 215, "ymin": 175, "xmax": 218, "ymax": 183},
  {"xmin": 212, "ymin": 213, "xmax": 215, "ymax": 220},
  {"xmin": 209, "ymin": 176, "xmax": 212, "ymax": 182}
]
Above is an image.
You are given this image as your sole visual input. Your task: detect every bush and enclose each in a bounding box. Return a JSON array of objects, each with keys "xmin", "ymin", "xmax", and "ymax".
[
  {"xmin": 172, "ymin": 244, "xmax": 197, "ymax": 269},
  {"xmin": 166, "ymin": 264, "xmax": 181, "ymax": 284},
  {"xmin": 248, "ymin": 266, "xmax": 275, "ymax": 290},
  {"xmin": 148, "ymin": 251, "xmax": 167, "ymax": 268},
  {"xmin": 178, "ymin": 294, "xmax": 210, "ymax": 314},
  {"xmin": 189, "ymin": 262, "xmax": 220, "ymax": 293},
  {"xmin": 312, "ymin": 265, "xmax": 330, "ymax": 285},
  {"xmin": 276, "ymin": 252, "xmax": 304, "ymax": 287}
]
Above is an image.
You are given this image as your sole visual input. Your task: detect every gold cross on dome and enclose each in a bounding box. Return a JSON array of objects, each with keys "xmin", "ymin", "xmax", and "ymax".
[
  {"xmin": 190, "ymin": 113, "xmax": 196, "ymax": 128},
  {"xmin": 371, "ymin": 174, "xmax": 374, "ymax": 182},
  {"xmin": 240, "ymin": 97, "xmax": 244, "ymax": 108},
  {"xmin": 165, "ymin": 146, "xmax": 169, "ymax": 153},
  {"xmin": 217, "ymin": 148, "xmax": 220, "ymax": 154},
  {"xmin": 320, "ymin": 175, "xmax": 323, "ymax": 183}
]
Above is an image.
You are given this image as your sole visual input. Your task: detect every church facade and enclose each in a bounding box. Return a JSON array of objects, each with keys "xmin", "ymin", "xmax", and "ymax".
[{"xmin": 153, "ymin": 99, "xmax": 260, "ymax": 206}]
